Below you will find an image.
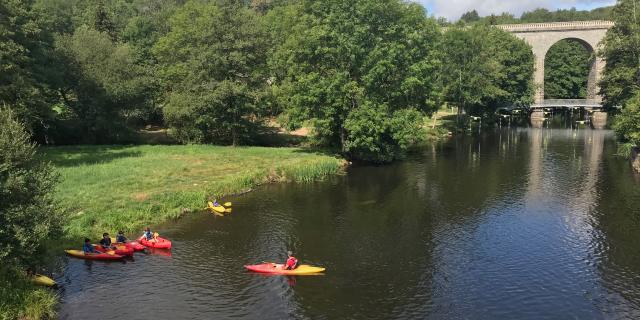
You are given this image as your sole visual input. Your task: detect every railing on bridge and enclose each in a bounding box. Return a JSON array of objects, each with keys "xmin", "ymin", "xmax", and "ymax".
[{"xmin": 531, "ymin": 99, "xmax": 603, "ymax": 109}]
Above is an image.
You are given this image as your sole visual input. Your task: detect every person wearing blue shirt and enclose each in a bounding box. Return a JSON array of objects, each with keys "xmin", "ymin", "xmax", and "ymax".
[
  {"xmin": 143, "ymin": 227, "xmax": 154, "ymax": 241},
  {"xmin": 116, "ymin": 230, "xmax": 127, "ymax": 243},
  {"xmin": 82, "ymin": 238, "xmax": 97, "ymax": 254},
  {"xmin": 99, "ymin": 233, "xmax": 114, "ymax": 250}
]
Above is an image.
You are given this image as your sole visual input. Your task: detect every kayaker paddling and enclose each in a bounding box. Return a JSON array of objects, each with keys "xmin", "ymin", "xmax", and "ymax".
[
  {"xmin": 82, "ymin": 238, "xmax": 99, "ymax": 255},
  {"xmin": 99, "ymin": 232, "xmax": 115, "ymax": 250},
  {"xmin": 116, "ymin": 230, "xmax": 127, "ymax": 243},
  {"xmin": 143, "ymin": 227, "xmax": 157, "ymax": 242},
  {"xmin": 285, "ymin": 251, "xmax": 298, "ymax": 270}
]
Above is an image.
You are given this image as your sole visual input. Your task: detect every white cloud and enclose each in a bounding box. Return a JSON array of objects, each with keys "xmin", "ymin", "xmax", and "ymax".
[{"xmin": 416, "ymin": 0, "xmax": 616, "ymax": 21}]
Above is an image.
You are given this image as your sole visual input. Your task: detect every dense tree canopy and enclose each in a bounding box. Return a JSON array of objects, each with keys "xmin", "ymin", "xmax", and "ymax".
[
  {"xmin": 440, "ymin": 25, "xmax": 534, "ymax": 117},
  {"xmin": 0, "ymin": 0, "xmax": 549, "ymax": 161},
  {"xmin": 269, "ymin": 0, "xmax": 441, "ymax": 162},
  {"xmin": 544, "ymin": 39, "xmax": 593, "ymax": 99},
  {"xmin": 0, "ymin": 107, "xmax": 61, "ymax": 268},
  {"xmin": 154, "ymin": 0, "xmax": 268, "ymax": 145},
  {"xmin": 601, "ymin": 0, "xmax": 640, "ymax": 108}
]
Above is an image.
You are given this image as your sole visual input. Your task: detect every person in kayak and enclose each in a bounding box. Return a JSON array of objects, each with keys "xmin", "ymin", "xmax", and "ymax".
[
  {"xmin": 82, "ymin": 238, "xmax": 98, "ymax": 254},
  {"xmin": 285, "ymin": 251, "xmax": 298, "ymax": 270},
  {"xmin": 116, "ymin": 230, "xmax": 127, "ymax": 243},
  {"xmin": 213, "ymin": 199, "xmax": 220, "ymax": 207},
  {"xmin": 143, "ymin": 227, "xmax": 157, "ymax": 242},
  {"xmin": 99, "ymin": 232, "xmax": 114, "ymax": 249}
]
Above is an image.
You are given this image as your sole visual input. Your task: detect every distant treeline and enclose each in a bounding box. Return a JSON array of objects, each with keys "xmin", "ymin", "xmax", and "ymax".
[{"xmin": 447, "ymin": 6, "xmax": 614, "ymax": 26}]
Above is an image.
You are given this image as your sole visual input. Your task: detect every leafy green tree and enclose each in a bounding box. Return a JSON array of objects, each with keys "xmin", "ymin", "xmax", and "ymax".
[
  {"xmin": 154, "ymin": 0, "xmax": 269, "ymax": 145},
  {"xmin": 53, "ymin": 26, "xmax": 150, "ymax": 143},
  {"xmin": 271, "ymin": 0, "xmax": 440, "ymax": 162},
  {"xmin": 440, "ymin": 25, "xmax": 533, "ymax": 117},
  {"xmin": 544, "ymin": 39, "xmax": 593, "ymax": 99},
  {"xmin": 601, "ymin": 0, "xmax": 640, "ymax": 107},
  {"xmin": 0, "ymin": 107, "xmax": 61, "ymax": 268},
  {"xmin": 460, "ymin": 10, "xmax": 480, "ymax": 23},
  {"xmin": 613, "ymin": 92, "xmax": 640, "ymax": 146},
  {"xmin": 439, "ymin": 25, "xmax": 497, "ymax": 117},
  {"xmin": 0, "ymin": 0, "xmax": 55, "ymax": 135}
]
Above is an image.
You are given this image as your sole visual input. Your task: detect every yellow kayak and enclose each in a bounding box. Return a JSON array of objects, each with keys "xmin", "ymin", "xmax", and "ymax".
[
  {"xmin": 245, "ymin": 263, "xmax": 326, "ymax": 275},
  {"xmin": 31, "ymin": 274, "xmax": 56, "ymax": 287},
  {"xmin": 65, "ymin": 249, "xmax": 124, "ymax": 260},
  {"xmin": 207, "ymin": 201, "xmax": 232, "ymax": 214}
]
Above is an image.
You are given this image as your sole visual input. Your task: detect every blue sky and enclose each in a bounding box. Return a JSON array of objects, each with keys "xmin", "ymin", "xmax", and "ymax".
[{"xmin": 416, "ymin": 0, "xmax": 617, "ymax": 20}]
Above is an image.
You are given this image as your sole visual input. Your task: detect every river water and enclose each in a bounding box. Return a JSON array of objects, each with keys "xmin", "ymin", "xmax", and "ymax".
[{"xmin": 57, "ymin": 128, "xmax": 640, "ymax": 319}]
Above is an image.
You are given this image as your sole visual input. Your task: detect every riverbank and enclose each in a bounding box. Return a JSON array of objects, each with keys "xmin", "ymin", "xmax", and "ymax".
[{"xmin": 42, "ymin": 145, "xmax": 346, "ymax": 239}]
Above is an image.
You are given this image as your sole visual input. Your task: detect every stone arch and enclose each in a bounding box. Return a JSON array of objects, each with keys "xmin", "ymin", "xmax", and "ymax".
[
  {"xmin": 541, "ymin": 37, "xmax": 598, "ymax": 100},
  {"xmin": 497, "ymin": 21, "xmax": 613, "ymax": 104}
]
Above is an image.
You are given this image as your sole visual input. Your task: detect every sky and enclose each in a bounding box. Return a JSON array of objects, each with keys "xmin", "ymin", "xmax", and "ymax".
[{"xmin": 416, "ymin": 0, "xmax": 617, "ymax": 21}]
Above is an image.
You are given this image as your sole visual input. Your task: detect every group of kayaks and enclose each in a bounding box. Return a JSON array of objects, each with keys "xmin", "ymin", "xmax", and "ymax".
[
  {"xmin": 43, "ymin": 200, "xmax": 325, "ymax": 285},
  {"xmin": 65, "ymin": 236, "xmax": 172, "ymax": 261}
]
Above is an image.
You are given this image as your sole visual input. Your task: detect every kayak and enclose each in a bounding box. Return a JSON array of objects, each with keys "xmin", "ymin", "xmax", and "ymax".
[
  {"xmin": 139, "ymin": 236, "xmax": 172, "ymax": 249},
  {"xmin": 94, "ymin": 244, "xmax": 134, "ymax": 257},
  {"xmin": 245, "ymin": 263, "xmax": 326, "ymax": 275},
  {"xmin": 110, "ymin": 237, "xmax": 145, "ymax": 251},
  {"xmin": 65, "ymin": 249, "xmax": 124, "ymax": 261},
  {"xmin": 207, "ymin": 201, "xmax": 232, "ymax": 214},
  {"xmin": 31, "ymin": 274, "xmax": 56, "ymax": 287}
]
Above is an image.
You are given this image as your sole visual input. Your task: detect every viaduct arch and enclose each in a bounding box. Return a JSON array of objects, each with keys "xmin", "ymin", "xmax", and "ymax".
[{"xmin": 497, "ymin": 20, "xmax": 614, "ymax": 105}]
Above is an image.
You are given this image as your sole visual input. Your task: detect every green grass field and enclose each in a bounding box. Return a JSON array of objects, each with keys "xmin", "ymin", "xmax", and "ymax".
[{"xmin": 41, "ymin": 145, "xmax": 345, "ymax": 239}]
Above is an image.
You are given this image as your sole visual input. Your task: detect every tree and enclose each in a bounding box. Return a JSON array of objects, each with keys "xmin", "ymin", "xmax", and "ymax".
[
  {"xmin": 53, "ymin": 26, "xmax": 150, "ymax": 143},
  {"xmin": 0, "ymin": 107, "xmax": 61, "ymax": 268},
  {"xmin": 613, "ymin": 92, "xmax": 640, "ymax": 146},
  {"xmin": 439, "ymin": 25, "xmax": 497, "ymax": 117},
  {"xmin": 439, "ymin": 25, "xmax": 533, "ymax": 118},
  {"xmin": 460, "ymin": 10, "xmax": 480, "ymax": 23},
  {"xmin": 600, "ymin": 0, "xmax": 640, "ymax": 108},
  {"xmin": 154, "ymin": 0, "xmax": 269, "ymax": 145},
  {"xmin": 271, "ymin": 0, "xmax": 441, "ymax": 162},
  {"xmin": 0, "ymin": 0, "xmax": 55, "ymax": 136},
  {"xmin": 544, "ymin": 39, "xmax": 592, "ymax": 99}
]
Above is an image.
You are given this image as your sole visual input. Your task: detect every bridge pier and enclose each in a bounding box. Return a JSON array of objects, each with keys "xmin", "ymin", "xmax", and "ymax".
[
  {"xmin": 530, "ymin": 109, "xmax": 546, "ymax": 128},
  {"xmin": 591, "ymin": 110, "xmax": 608, "ymax": 129}
]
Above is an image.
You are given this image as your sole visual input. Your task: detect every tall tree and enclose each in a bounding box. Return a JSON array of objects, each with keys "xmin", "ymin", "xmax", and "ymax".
[
  {"xmin": 600, "ymin": 0, "xmax": 640, "ymax": 107},
  {"xmin": 0, "ymin": 107, "xmax": 61, "ymax": 268},
  {"xmin": 544, "ymin": 39, "xmax": 592, "ymax": 99},
  {"xmin": 271, "ymin": 0, "xmax": 441, "ymax": 162},
  {"xmin": 154, "ymin": 0, "xmax": 269, "ymax": 145}
]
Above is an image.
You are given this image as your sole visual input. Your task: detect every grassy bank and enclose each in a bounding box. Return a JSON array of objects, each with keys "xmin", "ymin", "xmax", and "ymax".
[{"xmin": 42, "ymin": 145, "xmax": 345, "ymax": 239}]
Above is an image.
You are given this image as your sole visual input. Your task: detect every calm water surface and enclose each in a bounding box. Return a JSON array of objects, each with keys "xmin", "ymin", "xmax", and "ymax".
[{"xmin": 57, "ymin": 128, "xmax": 640, "ymax": 319}]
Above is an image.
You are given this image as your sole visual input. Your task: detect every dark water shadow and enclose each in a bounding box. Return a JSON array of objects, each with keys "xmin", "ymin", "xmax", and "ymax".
[{"xmin": 40, "ymin": 145, "xmax": 142, "ymax": 167}]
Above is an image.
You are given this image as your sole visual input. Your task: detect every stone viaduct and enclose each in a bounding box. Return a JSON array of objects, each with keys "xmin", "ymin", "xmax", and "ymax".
[{"xmin": 496, "ymin": 20, "xmax": 614, "ymax": 128}]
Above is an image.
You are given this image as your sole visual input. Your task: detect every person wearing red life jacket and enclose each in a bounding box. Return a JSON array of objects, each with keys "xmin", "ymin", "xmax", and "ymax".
[{"xmin": 285, "ymin": 251, "xmax": 298, "ymax": 270}]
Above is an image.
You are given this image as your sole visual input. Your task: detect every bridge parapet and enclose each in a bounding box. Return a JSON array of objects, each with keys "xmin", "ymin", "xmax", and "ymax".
[
  {"xmin": 497, "ymin": 20, "xmax": 614, "ymax": 33},
  {"xmin": 531, "ymin": 99, "xmax": 603, "ymax": 109}
]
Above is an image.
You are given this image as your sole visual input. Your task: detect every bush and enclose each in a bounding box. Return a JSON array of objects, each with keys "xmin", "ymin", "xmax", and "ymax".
[
  {"xmin": 344, "ymin": 104, "xmax": 425, "ymax": 163},
  {"xmin": 0, "ymin": 107, "xmax": 62, "ymax": 268},
  {"xmin": 613, "ymin": 92, "xmax": 640, "ymax": 147}
]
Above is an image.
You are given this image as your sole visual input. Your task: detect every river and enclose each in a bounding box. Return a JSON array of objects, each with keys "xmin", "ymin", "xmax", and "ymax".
[{"xmin": 57, "ymin": 128, "xmax": 640, "ymax": 319}]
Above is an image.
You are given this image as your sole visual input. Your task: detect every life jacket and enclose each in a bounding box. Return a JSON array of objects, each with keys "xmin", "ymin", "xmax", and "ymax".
[{"xmin": 286, "ymin": 257, "xmax": 298, "ymax": 269}]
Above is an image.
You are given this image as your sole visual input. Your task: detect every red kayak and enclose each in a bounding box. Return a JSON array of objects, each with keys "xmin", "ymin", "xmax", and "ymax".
[
  {"xmin": 117, "ymin": 241, "xmax": 145, "ymax": 251},
  {"xmin": 65, "ymin": 250, "xmax": 124, "ymax": 261},
  {"xmin": 139, "ymin": 236, "xmax": 172, "ymax": 249},
  {"xmin": 94, "ymin": 244, "xmax": 134, "ymax": 257}
]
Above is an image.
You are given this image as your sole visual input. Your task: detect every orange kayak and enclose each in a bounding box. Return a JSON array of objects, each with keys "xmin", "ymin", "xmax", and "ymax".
[{"xmin": 65, "ymin": 250, "xmax": 124, "ymax": 261}]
